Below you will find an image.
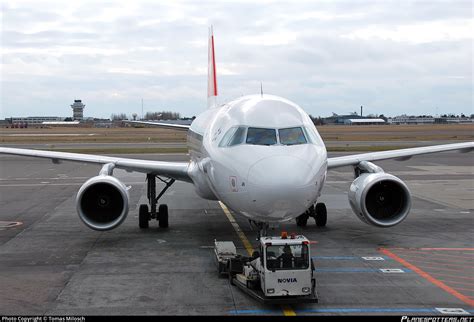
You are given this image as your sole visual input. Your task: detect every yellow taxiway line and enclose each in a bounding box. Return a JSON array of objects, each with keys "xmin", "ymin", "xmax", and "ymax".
[{"xmin": 219, "ymin": 201, "xmax": 254, "ymax": 256}]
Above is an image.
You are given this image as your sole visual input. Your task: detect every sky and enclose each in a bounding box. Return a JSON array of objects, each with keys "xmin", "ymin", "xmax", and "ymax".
[{"xmin": 1, "ymin": 0, "xmax": 472, "ymax": 119}]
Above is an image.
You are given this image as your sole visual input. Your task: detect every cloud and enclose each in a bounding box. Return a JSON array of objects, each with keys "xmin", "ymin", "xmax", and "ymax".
[
  {"xmin": 1, "ymin": 0, "xmax": 472, "ymax": 118},
  {"xmin": 342, "ymin": 19, "xmax": 473, "ymax": 44}
]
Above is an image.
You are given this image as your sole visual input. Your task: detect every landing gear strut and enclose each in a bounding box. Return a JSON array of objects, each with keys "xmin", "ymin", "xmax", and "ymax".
[
  {"xmin": 249, "ymin": 221, "xmax": 270, "ymax": 240},
  {"xmin": 139, "ymin": 173, "xmax": 175, "ymax": 229},
  {"xmin": 296, "ymin": 203, "xmax": 327, "ymax": 227},
  {"xmin": 296, "ymin": 206, "xmax": 311, "ymax": 227}
]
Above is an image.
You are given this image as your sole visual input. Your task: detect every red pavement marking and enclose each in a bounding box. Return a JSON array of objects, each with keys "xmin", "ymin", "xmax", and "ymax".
[
  {"xmin": 416, "ymin": 248, "xmax": 474, "ymax": 251},
  {"xmin": 392, "ymin": 256, "xmax": 474, "ymax": 269},
  {"xmin": 455, "ymin": 287, "xmax": 474, "ymax": 292},
  {"xmin": 428, "ymin": 272, "xmax": 474, "ymax": 281},
  {"xmin": 414, "ymin": 264, "xmax": 474, "ymax": 274},
  {"xmin": 395, "ymin": 249, "xmax": 474, "ymax": 260},
  {"xmin": 380, "ymin": 248, "xmax": 474, "ymax": 306},
  {"xmin": 436, "ymin": 279, "xmax": 474, "ymax": 287}
]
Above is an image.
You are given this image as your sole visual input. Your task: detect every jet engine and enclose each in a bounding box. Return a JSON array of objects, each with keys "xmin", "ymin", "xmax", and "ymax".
[
  {"xmin": 348, "ymin": 169, "xmax": 411, "ymax": 227},
  {"xmin": 76, "ymin": 175, "xmax": 129, "ymax": 231}
]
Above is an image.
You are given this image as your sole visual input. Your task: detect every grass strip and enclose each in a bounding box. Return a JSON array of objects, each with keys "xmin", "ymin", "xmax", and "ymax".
[
  {"xmin": 45, "ymin": 147, "xmax": 189, "ymax": 154},
  {"xmin": 41, "ymin": 145, "xmax": 423, "ymax": 154}
]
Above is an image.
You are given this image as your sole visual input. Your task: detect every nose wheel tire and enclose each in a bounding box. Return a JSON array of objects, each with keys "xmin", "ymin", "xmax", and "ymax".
[
  {"xmin": 158, "ymin": 204, "xmax": 169, "ymax": 228},
  {"xmin": 139, "ymin": 204, "xmax": 150, "ymax": 229},
  {"xmin": 315, "ymin": 203, "xmax": 327, "ymax": 227},
  {"xmin": 296, "ymin": 213, "xmax": 309, "ymax": 227}
]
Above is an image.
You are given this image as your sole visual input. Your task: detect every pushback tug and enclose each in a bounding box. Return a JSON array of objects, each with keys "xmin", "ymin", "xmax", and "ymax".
[{"xmin": 214, "ymin": 232, "xmax": 318, "ymax": 304}]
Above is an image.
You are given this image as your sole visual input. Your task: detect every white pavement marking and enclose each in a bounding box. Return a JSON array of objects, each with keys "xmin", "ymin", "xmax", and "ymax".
[
  {"xmin": 435, "ymin": 308, "xmax": 470, "ymax": 315},
  {"xmin": 380, "ymin": 268, "xmax": 405, "ymax": 273},
  {"xmin": 0, "ymin": 221, "xmax": 23, "ymax": 229},
  {"xmin": 408, "ymin": 166, "xmax": 474, "ymax": 175}
]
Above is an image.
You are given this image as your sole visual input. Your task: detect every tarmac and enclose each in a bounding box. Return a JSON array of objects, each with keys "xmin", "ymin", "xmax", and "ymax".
[{"xmin": 0, "ymin": 149, "xmax": 473, "ymax": 316}]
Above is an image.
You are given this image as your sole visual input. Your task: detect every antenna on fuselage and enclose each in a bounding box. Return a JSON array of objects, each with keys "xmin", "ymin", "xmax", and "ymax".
[{"xmin": 260, "ymin": 82, "xmax": 263, "ymax": 97}]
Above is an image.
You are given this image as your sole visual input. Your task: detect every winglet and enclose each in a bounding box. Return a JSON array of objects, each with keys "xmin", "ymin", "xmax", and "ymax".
[{"xmin": 207, "ymin": 26, "xmax": 218, "ymax": 108}]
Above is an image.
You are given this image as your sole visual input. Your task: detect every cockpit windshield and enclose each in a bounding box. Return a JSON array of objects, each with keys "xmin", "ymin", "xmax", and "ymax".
[
  {"xmin": 279, "ymin": 127, "xmax": 307, "ymax": 145},
  {"xmin": 246, "ymin": 128, "xmax": 277, "ymax": 146},
  {"xmin": 219, "ymin": 126, "xmax": 313, "ymax": 147}
]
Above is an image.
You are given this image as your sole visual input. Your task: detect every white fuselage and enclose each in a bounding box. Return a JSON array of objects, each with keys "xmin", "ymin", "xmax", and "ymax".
[{"xmin": 186, "ymin": 94, "xmax": 328, "ymax": 223}]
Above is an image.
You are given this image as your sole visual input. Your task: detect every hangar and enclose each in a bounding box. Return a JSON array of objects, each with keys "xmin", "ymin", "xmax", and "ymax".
[{"xmin": 344, "ymin": 118, "xmax": 386, "ymax": 125}]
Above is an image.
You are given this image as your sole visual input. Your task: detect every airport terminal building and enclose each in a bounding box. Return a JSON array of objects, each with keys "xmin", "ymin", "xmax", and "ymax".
[
  {"xmin": 323, "ymin": 114, "xmax": 386, "ymax": 125},
  {"xmin": 10, "ymin": 116, "xmax": 63, "ymax": 124}
]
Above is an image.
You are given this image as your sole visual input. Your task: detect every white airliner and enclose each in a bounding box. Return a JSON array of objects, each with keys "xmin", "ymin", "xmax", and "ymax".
[{"xmin": 1, "ymin": 28, "xmax": 473, "ymax": 236}]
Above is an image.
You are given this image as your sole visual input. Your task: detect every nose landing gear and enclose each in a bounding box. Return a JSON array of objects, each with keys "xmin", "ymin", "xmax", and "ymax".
[
  {"xmin": 296, "ymin": 203, "xmax": 327, "ymax": 227},
  {"xmin": 315, "ymin": 203, "xmax": 327, "ymax": 227},
  {"xmin": 249, "ymin": 221, "xmax": 270, "ymax": 240}
]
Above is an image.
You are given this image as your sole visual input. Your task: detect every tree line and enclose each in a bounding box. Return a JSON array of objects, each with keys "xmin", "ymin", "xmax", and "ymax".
[
  {"xmin": 112, "ymin": 112, "xmax": 474, "ymax": 122},
  {"xmin": 110, "ymin": 111, "xmax": 181, "ymax": 121},
  {"xmin": 144, "ymin": 111, "xmax": 181, "ymax": 120}
]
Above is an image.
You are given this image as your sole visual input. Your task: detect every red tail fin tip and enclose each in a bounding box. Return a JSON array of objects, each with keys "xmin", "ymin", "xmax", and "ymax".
[{"xmin": 207, "ymin": 26, "xmax": 218, "ymax": 107}]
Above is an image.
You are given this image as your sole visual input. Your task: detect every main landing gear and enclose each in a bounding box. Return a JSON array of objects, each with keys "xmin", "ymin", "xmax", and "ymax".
[
  {"xmin": 296, "ymin": 203, "xmax": 327, "ymax": 227},
  {"xmin": 139, "ymin": 174, "xmax": 175, "ymax": 229}
]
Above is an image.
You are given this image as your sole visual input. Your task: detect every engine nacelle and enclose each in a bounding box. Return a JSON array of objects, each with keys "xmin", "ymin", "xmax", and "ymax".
[
  {"xmin": 76, "ymin": 175, "xmax": 129, "ymax": 231},
  {"xmin": 348, "ymin": 172, "xmax": 411, "ymax": 227}
]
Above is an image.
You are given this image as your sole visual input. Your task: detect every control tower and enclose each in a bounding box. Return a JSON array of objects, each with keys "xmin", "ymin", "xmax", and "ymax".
[{"xmin": 71, "ymin": 99, "xmax": 85, "ymax": 121}]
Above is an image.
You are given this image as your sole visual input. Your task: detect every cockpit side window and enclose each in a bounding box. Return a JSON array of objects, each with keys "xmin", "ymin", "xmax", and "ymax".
[
  {"xmin": 228, "ymin": 126, "xmax": 246, "ymax": 146},
  {"xmin": 303, "ymin": 126, "xmax": 324, "ymax": 146},
  {"xmin": 219, "ymin": 127, "xmax": 236, "ymax": 147},
  {"xmin": 278, "ymin": 127, "xmax": 307, "ymax": 145},
  {"xmin": 246, "ymin": 127, "xmax": 277, "ymax": 146}
]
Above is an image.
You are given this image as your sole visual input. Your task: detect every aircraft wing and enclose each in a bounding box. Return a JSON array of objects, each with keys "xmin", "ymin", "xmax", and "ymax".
[
  {"xmin": 0, "ymin": 147, "xmax": 191, "ymax": 182},
  {"xmin": 125, "ymin": 120, "xmax": 190, "ymax": 130},
  {"xmin": 327, "ymin": 142, "xmax": 474, "ymax": 169}
]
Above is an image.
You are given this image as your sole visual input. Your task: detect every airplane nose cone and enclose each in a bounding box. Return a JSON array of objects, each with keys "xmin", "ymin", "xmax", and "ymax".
[
  {"xmin": 247, "ymin": 156, "xmax": 317, "ymax": 220},
  {"xmin": 248, "ymin": 156, "xmax": 313, "ymax": 187}
]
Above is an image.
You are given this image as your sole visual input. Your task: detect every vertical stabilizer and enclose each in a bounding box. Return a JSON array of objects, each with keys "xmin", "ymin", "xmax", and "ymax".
[{"xmin": 207, "ymin": 26, "xmax": 218, "ymax": 108}]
